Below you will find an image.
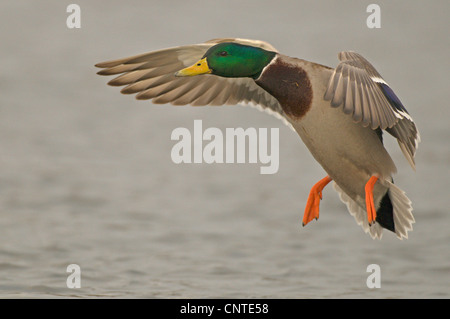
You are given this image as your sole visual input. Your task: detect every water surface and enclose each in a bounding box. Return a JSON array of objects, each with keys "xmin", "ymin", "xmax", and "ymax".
[{"xmin": 0, "ymin": 1, "xmax": 448, "ymax": 298}]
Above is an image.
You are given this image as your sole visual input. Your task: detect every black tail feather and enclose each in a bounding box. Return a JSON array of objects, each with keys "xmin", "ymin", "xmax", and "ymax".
[{"xmin": 376, "ymin": 190, "xmax": 395, "ymax": 233}]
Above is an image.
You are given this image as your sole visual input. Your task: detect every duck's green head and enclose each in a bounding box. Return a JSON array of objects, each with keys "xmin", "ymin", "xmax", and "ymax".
[{"xmin": 175, "ymin": 43, "xmax": 276, "ymax": 79}]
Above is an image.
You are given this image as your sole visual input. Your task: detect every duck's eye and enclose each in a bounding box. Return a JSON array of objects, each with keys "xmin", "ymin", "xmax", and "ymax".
[{"xmin": 219, "ymin": 51, "xmax": 228, "ymax": 57}]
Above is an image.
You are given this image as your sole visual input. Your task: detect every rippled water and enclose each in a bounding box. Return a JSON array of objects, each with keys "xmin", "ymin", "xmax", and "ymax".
[{"xmin": 0, "ymin": 1, "xmax": 449, "ymax": 298}]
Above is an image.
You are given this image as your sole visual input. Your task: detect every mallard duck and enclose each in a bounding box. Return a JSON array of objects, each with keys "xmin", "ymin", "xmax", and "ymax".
[{"xmin": 96, "ymin": 38, "xmax": 419, "ymax": 239}]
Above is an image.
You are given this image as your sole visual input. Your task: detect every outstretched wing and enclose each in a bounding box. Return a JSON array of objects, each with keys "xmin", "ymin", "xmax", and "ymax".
[
  {"xmin": 95, "ymin": 38, "xmax": 292, "ymax": 129},
  {"xmin": 324, "ymin": 51, "xmax": 419, "ymax": 169}
]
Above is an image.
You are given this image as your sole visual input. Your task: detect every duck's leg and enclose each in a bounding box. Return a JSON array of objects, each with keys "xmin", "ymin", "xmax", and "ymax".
[
  {"xmin": 302, "ymin": 176, "xmax": 332, "ymax": 226},
  {"xmin": 365, "ymin": 176, "xmax": 379, "ymax": 225}
]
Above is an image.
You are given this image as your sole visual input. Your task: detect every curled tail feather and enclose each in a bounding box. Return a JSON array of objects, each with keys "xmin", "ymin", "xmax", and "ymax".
[{"xmin": 333, "ymin": 181, "xmax": 415, "ymax": 239}]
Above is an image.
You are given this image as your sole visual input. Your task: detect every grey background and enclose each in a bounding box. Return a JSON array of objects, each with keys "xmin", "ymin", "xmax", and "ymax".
[{"xmin": 0, "ymin": 1, "xmax": 448, "ymax": 298}]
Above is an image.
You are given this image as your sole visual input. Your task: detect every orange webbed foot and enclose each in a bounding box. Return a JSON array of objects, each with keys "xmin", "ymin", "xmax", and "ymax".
[
  {"xmin": 365, "ymin": 176, "xmax": 379, "ymax": 225},
  {"xmin": 302, "ymin": 176, "xmax": 332, "ymax": 226}
]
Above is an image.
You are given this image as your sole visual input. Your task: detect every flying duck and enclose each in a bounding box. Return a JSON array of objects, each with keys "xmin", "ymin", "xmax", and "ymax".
[{"xmin": 95, "ymin": 38, "xmax": 419, "ymax": 239}]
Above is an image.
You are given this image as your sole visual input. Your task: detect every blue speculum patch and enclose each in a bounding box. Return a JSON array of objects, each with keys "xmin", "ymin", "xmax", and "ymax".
[{"xmin": 378, "ymin": 82, "xmax": 409, "ymax": 114}]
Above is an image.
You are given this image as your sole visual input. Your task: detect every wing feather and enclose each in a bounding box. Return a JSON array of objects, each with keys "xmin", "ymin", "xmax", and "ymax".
[
  {"xmin": 96, "ymin": 38, "xmax": 292, "ymax": 129},
  {"xmin": 324, "ymin": 51, "xmax": 419, "ymax": 168}
]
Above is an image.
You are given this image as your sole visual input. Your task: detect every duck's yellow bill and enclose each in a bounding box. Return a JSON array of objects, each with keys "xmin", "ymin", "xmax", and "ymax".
[{"xmin": 175, "ymin": 58, "xmax": 212, "ymax": 77}]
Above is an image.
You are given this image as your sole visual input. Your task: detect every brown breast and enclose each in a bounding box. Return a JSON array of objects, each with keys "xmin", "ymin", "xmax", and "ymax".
[{"xmin": 255, "ymin": 57, "xmax": 313, "ymax": 120}]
